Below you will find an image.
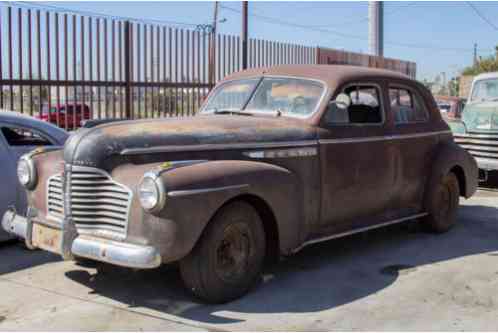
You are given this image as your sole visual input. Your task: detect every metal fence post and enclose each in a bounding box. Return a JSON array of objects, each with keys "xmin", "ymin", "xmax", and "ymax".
[{"xmin": 124, "ymin": 20, "xmax": 133, "ymax": 119}]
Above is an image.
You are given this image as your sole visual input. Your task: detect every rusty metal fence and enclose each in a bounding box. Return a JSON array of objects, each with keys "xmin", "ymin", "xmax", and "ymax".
[
  {"xmin": 0, "ymin": 4, "xmax": 317, "ymax": 129},
  {"xmin": 0, "ymin": 4, "xmax": 416, "ymax": 129}
]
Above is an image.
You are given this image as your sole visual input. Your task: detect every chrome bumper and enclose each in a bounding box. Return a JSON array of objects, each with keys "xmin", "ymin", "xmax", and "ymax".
[
  {"xmin": 475, "ymin": 157, "xmax": 498, "ymax": 171},
  {"xmin": 2, "ymin": 209, "xmax": 161, "ymax": 269}
]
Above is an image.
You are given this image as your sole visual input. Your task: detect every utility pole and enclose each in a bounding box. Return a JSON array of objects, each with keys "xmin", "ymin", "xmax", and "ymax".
[
  {"xmin": 242, "ymin": 1, "xmax": 248, "ymax": 70},
  {"xmin": 473, "ymin": 43, "xmax": 478, "ymax": 66},
  {"xmin": 368, "ymin": 1, "xmax": 384, "ymax": 57},
  {"xmin": 208, "ymin": 1, "xmax": 219, "ymax": 85}
]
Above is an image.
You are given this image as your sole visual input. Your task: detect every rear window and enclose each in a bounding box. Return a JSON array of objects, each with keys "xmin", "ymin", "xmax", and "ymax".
[{"xmin": 389, "ymin": 87, "xmax": 428, "ymax": 124}]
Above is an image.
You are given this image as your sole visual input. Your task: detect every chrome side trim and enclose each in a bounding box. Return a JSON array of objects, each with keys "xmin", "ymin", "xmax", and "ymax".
[
  {"xmin": 292, "ymin": 212, "xmax": 428, "ymax": 253},
  {"xmin": 121, "ymin": 141, "xmax": 318, "ymax": 155},
  {"xmin": 319, "ymin": 130, "xmax": 451, "ymax": 145},
  {"xmin": 244, "ymin": 147, "xmax": 318, "ymax": 159},
  {"xmin": 168, "ymin": 184, "xmax": 249, "ymax": 197}
]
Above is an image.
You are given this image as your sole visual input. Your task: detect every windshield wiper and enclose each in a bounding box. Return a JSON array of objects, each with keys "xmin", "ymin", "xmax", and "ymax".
[{"xmin": 212, "ymin": 109, "xmax": 253, "ymax": 116}]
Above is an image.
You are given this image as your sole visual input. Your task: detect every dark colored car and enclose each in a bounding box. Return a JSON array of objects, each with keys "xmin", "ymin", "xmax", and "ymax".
[
  {"xmin": 37, "ymin": 104, "xmax": 91, "ymax": 130},
  {"xmin": 2, "ymin": 65, "xmax": 478, "ymax": 303}
]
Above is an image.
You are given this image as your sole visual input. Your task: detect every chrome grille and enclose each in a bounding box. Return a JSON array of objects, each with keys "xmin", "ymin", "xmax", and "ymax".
[
  {"xmin": 47, "ymin": 174, "xmax": 64, "ymax": 222},
  {"xmin": 46, "ymin": 165, "xmax": 132, "ymax": 238},
  {"xmin": 70, "ymin": 166, "xmax": 132, "ymax": 238},
  {"xmin": 454, "ymin": 132, "xmax": 498, "ymax": 160}
]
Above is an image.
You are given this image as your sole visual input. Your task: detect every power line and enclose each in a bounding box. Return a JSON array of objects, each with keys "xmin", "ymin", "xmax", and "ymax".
[
  {"xmin": 466, "ymin": 2, "xmax": 498, "ymax": 31},
  {"xmin": 219, "ymin": 3, "xmax": 491, "ymax": 54},
  {"xmin": 5, "ymin": 1, "xmax": 200, "ymax": 27}
]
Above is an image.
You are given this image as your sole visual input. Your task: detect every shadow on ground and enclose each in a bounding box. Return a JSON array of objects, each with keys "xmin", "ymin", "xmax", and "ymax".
[
  {"xmin": 63, "ymin": 203, "xmax": 498, "ymax": 324},
  {"xmin": 0, "ymin": 241, "xmax": 60, "ymax": 275}
]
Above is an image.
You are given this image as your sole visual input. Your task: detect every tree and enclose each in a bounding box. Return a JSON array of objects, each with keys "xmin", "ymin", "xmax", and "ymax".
[{"xmin": 462, "ymin": 45, "xmax": 498, "ymax": 75}]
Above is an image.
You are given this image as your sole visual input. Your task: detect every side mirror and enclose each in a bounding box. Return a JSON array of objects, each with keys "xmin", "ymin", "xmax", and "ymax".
[{"xmin": 330, "ymin": 93, "xmax": 351, "ymax": 110}]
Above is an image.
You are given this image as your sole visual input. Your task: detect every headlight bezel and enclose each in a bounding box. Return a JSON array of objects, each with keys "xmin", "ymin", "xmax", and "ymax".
[
  {"xmin": 17, "ymin": 156, "xmax": 37, "ymax": 189},
  {"xmin": 137, "ymin": 172, "xmax": 166, "ymax": 213}
]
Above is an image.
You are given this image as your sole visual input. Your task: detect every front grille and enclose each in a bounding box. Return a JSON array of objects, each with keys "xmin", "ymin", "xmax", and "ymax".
[
  {"xmin": 454, "ymin": 132, "xmax": 498, "ymax": 160},
  {"xmin": 47, "ymin": 174, "xmax": 64, "ymax": 222},
  {"xmin": 46, "ymin": 165, "xmax": 133, "ymax": 238}
]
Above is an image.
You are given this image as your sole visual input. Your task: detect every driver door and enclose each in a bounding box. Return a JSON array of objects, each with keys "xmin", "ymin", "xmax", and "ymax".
[{"xmin": 317, "ymin": 82, "xmax": 396, "ymax": 235}]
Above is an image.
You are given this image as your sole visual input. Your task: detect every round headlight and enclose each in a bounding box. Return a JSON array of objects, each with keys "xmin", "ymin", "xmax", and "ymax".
[
  {"xmin": 138, "ymin": 173, "xmax": 165, "ymax": 212},
  {"xmin": 17, "ymin": 157, "xmax": 36, "ymax": 189}
]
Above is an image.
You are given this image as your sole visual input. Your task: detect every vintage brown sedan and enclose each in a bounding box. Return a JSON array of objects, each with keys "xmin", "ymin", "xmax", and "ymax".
[{"xmin": 2, "ymin": 65, "xmax": 478, "ymax": 303}]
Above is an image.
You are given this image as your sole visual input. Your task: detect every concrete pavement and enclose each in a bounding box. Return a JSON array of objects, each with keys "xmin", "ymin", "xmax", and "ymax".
[{"xmin": 1, "ymin": 188, "xmax": 498, "ymax": 331}]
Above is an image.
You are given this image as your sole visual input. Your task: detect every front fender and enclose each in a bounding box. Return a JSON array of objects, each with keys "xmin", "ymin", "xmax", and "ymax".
[
  {"xmin": 426, "ymin": 142, "xmax": 478, "ymax": 201},
  {"xmin": 156, "ymin": 160, "xmax": 304, "ymax": 261}
]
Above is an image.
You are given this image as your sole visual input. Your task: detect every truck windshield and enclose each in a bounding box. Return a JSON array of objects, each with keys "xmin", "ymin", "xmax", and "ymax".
[
  {"xmin": 201, "ymin": 77, "xmax": 325, "ymax": 117},
  {"xmin": 471, "ymin": 79, "xmax": 498, "ymax": 102}
]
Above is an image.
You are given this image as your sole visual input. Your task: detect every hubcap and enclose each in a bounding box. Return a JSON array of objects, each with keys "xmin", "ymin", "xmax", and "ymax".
[{"xmin": 215, "ymin": 222, "xmax": 252, "ymax": 283}]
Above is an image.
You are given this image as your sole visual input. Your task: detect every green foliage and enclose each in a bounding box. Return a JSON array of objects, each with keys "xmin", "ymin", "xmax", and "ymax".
[{"xmin": 462, "ymin": 56, "xmax": 498, "ymax": 75}]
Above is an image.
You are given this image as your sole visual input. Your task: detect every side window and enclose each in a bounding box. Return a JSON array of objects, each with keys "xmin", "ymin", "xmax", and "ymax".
[
  {"xmin": 326, "ymin": 84, "xmax": 383, "ymax": 125},
  {"xmin": 1, "ymin": 127, "xmax": 52, "ymax": 146},
  {"xmin": 389, "ymin": 87, "xmax": 428, "ymax": 124}
]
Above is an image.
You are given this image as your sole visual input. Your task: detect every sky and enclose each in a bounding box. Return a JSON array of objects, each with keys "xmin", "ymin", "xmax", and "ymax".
[{"xmin": 8, "ymin": 1, "xmax": 498, "ymax": 81}]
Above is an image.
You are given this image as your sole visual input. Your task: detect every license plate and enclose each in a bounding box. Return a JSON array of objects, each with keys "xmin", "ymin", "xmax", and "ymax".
[{"xmin": 32, "ymin": 223, "xmax": 62, "ymax": 254}]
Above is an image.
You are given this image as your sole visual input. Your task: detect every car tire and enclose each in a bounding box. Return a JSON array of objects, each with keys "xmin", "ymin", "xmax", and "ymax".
[
  {"xmin": 423, "ymin": 172, "xmax": 460, "ymax": 233},
  {"xmin": 180, "ymin": 201, "xmax": 266, "ymax": 304}
]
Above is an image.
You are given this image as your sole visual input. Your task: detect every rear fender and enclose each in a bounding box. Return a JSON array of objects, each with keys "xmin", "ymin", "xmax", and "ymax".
[{"xmin": 426, "ymin": 142, "xmax": 478, "ymax": 203}]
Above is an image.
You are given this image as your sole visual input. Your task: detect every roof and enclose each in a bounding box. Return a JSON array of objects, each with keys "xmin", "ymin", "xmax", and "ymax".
[
  {"xmin": 223, "ymin": 65, "xmax": 411, "ymax": 88},
  {"xmin": 0, "ymin": 110, "xmax": 68, "ymax": 143}
]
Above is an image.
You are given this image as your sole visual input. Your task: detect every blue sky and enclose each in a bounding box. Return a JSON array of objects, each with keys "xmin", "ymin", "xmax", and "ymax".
[{"xmin": 18, "ymin": 1, "xmax": 498, "ymax": 81}]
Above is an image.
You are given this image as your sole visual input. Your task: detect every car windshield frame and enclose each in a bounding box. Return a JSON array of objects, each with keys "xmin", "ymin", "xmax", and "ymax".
[
  {"xmin": 470, "ymin": 78, "xmax": 498, "ymax": 102},
  {"xmin": 200, "ymin": 75, "xmax": 328, "ymax": 119}
]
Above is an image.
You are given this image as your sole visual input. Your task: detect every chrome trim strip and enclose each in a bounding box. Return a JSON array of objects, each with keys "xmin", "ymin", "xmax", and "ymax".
[
  {"xmin": 292, "ymin": 212, "xmax": 428, "ymax": 253},
  {"xmin": 168, "ymin": 184, "xmax": 249, "ymax": 197},
  {"xmin": 453, "ymin": 133, "xmax": 498, "ymax": 139},
  {"xmin": 244, "ymin": 147, "xmax": 318, "ymax": 159},
  {"xmin": 121, "ymin": 141, "xmax": 318, "ymax": 155},
  {"xmin": 319, "ymin": 130, "xmax": 451, "ymax": 144}
]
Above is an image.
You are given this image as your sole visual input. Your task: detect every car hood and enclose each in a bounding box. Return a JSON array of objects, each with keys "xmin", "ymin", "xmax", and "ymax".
[
  {"xmin": 461, "ymin": 102, "xmax": 498, "ymax": 132},
  {"xmin": 63, "ymin": 115, "xmax": 317, "ymax": 170}
]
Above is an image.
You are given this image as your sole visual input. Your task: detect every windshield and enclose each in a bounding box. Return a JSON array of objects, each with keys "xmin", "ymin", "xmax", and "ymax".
[
  {"xmin": 201, "ymin": 77, "xmax": 325, "ymax": 117},
  {"xmin": 471, "ymin": 79, "xmax": 498, "ymax": 102}
]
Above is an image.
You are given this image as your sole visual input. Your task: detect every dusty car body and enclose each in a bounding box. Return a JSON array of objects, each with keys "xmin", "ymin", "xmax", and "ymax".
[
  {"xmin": 0, "ymin": 111, "xmax": 68, "ymax": 242},
  {"xmin": 2, "ymin": 65, "xmax": 478, "ymax": 303},
  {"xmin": 450, "ymin": 72, "xmax": 498, "ymax": 181}
]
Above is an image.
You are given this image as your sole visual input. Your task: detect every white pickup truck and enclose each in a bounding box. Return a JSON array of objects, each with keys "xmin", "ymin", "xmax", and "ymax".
[{"xmin": 450, "ymin": 72, "xmax": 498, "ymax": 181}]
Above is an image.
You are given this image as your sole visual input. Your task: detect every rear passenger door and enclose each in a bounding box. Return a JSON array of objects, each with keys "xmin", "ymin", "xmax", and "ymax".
[
  {"xmin": 318, "ymin": 82, "xmax": 396, "ymax": 234},
  {"xmin": 388, "ymin": 83, "xmax": 437, "ymax": 216}
]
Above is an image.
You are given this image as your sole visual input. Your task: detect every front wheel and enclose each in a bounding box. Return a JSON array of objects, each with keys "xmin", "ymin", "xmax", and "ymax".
[
  {"xmin": 423, "ymin": 172, "xmax": 460, "ymax": 233},
  {"xmin": 180, "ymin": 201, "xmax": 266, "ymax": 304}
]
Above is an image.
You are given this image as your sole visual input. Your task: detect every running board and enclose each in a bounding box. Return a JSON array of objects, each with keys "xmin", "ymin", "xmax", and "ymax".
[{"xmin": 292, "ymin": 212, "xmax": 428, "ymax": 254}]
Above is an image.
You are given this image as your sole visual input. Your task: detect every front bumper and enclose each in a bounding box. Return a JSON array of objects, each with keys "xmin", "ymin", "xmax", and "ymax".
[
  {"xmin": 475, "ymin": 157, "xmax": 498, "ymax": 171},
  {"xmin": 1, "ymin": 209, "xmax": 161, "ymax": 269}
]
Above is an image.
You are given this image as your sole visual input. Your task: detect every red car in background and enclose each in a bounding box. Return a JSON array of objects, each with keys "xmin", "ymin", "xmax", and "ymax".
[
  {"xmin": 434, "ymin": 95, "xmax": 466, "ymax": 120},
  {"xmin": 37, "ymin": 104, "xmax": 91, "ymax": 130}
]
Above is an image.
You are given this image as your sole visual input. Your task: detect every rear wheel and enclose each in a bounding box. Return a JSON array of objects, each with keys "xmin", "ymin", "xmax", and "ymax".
[
  {"xmin": 423, "ymin": 172, "xmax": 460, "ymax": 233},
  {"xmin": 180, "ymin": 201, "xmax": 266, "ymax": 304}
]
